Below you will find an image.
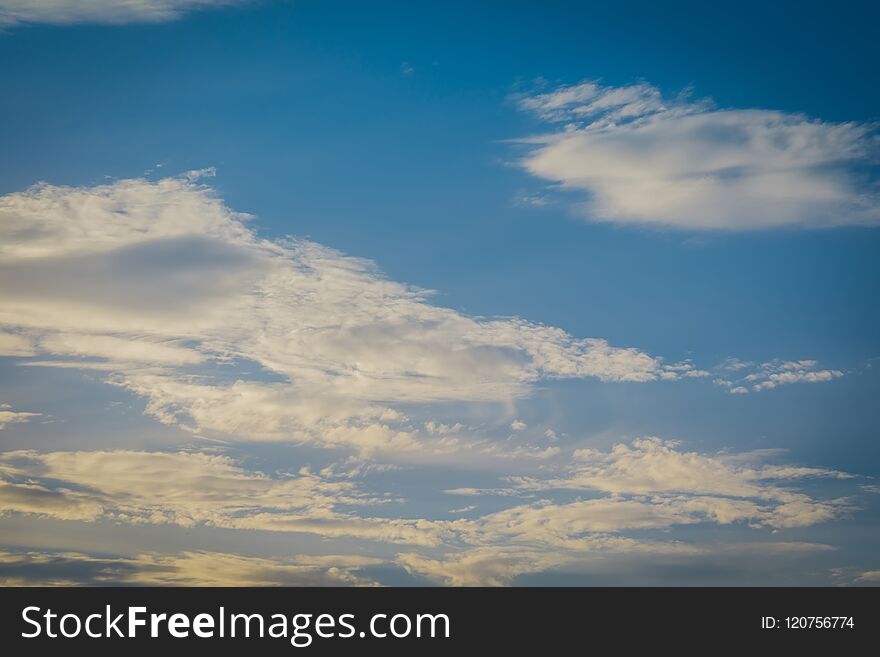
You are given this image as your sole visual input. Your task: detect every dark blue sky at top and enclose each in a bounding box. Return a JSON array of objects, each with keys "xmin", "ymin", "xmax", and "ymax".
[{"xmin": 1, "ymin": 0, "xmax": 878, "ymax": 473}]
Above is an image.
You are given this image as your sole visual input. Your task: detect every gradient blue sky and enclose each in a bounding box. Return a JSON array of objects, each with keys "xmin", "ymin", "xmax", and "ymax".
[{"xmin": 0, "ymin": 0, "xmax": 878, "ymax": 586}]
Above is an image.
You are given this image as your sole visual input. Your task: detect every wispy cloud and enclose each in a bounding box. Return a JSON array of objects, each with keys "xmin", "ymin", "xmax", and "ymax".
[
  {"xmin": 0, "ymin": 549, "xmax": 379, "ymax": 586},
  {"xmin": 514, "ymin": 80, "xmax": 879, "ymax": 230},
  {"xmin": 0, "ymin": 435, "xmax": 861, "ymax": 583},
  {"xmin": 0, "ymin": 449, "xmax": 452, "ymax": 546},
  {"xmin": 0, "ymin": 405, "xmax": 39, "ymax": 431},
  {"xmin": 0, "ymin": 1, "xmax": 246, "ymax": 27}
]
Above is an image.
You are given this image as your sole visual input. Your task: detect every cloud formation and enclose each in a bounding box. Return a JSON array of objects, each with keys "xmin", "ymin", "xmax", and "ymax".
[
  {"xmin": 505, "ymin": 437, "xmax": 851, "ymax": 528},
  {"xmin": 0, "ymin": 1, "xmax": 244, "ymax": 26},
  {"xmin": 0, "ymin": 437, "xmax": 853, "ymax": 585},
  {"xmin": 714, "ymin": 359, "xmax": 844, "ymax": 394},
  {"xmin": 401, "ymin": 433, "xmax": 854, "ymax": 585},
  {"xmin": 515, "ymin": 81, "xmax": 879, "ymax": 230},
  {"xmin": 0, "ymin": 173, "xmax": 866, "ymax": 585},
  {"xmin": 0, "ymin": 173, "xmax": 695, "ymax": 455},
  {"xmin": 0, "ymin": 541, "xmax": 833, "ymax": 587}
]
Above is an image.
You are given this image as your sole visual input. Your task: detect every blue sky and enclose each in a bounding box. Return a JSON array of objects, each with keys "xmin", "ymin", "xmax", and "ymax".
[{"xmin": 0, "ymin": 0, "xmax": 878, "ymax": 586}]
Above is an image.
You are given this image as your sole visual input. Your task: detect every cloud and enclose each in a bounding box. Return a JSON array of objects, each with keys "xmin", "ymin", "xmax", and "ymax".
[
  {"xmin": 471, "ymin": 498, "xmax": 746, "ymax": 537},
  {"xmin": 432, "ymin": 439, "xmax": 853, "ymax": 581},
  {"xmin": 748, "ymin": 360, "xmax": 844, "ymax": 392},
  {"xmin": 0, "ymin": 173, "xmax": 868, "ymax": 583},
  {"xmin": 459, "ymin": 493, "xmax": 840, "ymax": 543},
  {"xmin": 855, "ymin": 570, "xmax": 880, "ymax": 584},
  {"xmin": 714, "ymin": 359, "xmax": 844, "ymax": 394},
  {"xmin": 0, "ymin": 449, "xmax": 454, "ymax": 546},
  {"xmin": 515, "ymin": 80, "xmax": 879, "ymax": 230},
  {"xmin": 557, "ymin": 437, "xmax": 853, "ymax": 496},
  {"xmin": 0, "ymin": 331, "xmax": 36, "ymax": 357},
  {"xmin": 398, "ymin": 540, "xmax": 834, "ymax": 586},
  {"xmin": 481, "ymin": 437, "xmax": 853, "ymax": 530},
  {"xmin": 448, "ymin": 505, "xmax": 476, "ymax": 514},
  {"xmin": 0, "ymin": 1, "xmax": 245, "ymax": 26},
  {"xmin": 0, "ymin": 173, "xmax": 696, "ymax": 456},
  {"xmin": 398, "ymin": 547, "xmax": 567, "ymax": 586},
  {"xmin": 40, "ymin": 333, "xmax": 204, "ymax": 366},
  {"xmin": 0, "ymin": 439, "xmax": 853, "ymax": 548},
  {"xmin": 0, "ymin": 438, "xmax": 859, "ymax": 583},
  {"xmin": 443, "ymin": 487, "xmax": 523, "ymax": 497},
  {"xmin": 0, "ymin": 405, "xmax": 39, "ymax": 431},
  {"xmin": 0, "ymin": 549, "xmax": 379, "ymax": 586},
  {"xmin": 718, "ymin": 357, "xmax": 753, "ymax": 372}
]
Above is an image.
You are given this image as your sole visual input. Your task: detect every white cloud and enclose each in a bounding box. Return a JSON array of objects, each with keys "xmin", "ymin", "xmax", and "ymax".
[
  {"xmin": 855, "ymin": 570, "xmax": 880, "ymax": 583},
  {"xmin": 0, "ymin": 449, "xmax": 451, "ymax": 546},
  {"xmin": 0, "ymin": 1, "xmax": 245, "ymax": 26},
  {"xmin": 751, "ymin": 367, "xmax": 844, "ymax": 392},
  {"xmin": 471, "ymin": 498, "xmax": 743, "ymax": 538},
  {"xmin": 515, "ymin": 80, "xmax": 879, "ymax": 230},
  {"xmin": 428, "ymin": 439, "xmax": 854, "ymax": 580},
  {"xmin": 0, "ymin": 173, "xmax": 868, "ymax": 583},
  {"xmin": 715, "ymin": 359, "xmax": 845, "ymax": 394},
  {"xmin": 448, "ymin": 505, "xmax": 476, "ymax": 514},
  {"xmin": 41, "ymin": 333, "xmax": 204, "ymax": 366},
  {"xmin": 0, "ymin": 174, "xmax": 694, "ymax": 455},
  {"xmin": 398, "ymin": 547, "xmax": 568, "ymax": 586},
  {"xmin": 659, "ymin": 360, "xmax": 711, "ymax": 380},
  {"xmin": 522, "ymin": 437, "xmax": 848, "ymax": 493},
  {"xmin": 718, "ymin": 357, "xmax": 753, "ymax": 371},
  {"xmin": 458, "ymin": 493, "xmax": 840, "ymax": 542},
  {"xmin": 0, "ymin": 440, "xmax": 852, "ymax": 544},
  {"xmin": 496, "ymin": 437, "xmax": 852, "ymax": 530},
  {"xmin": 0, "ymin": 405, "xmax": 39, "ymax": 431}
]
